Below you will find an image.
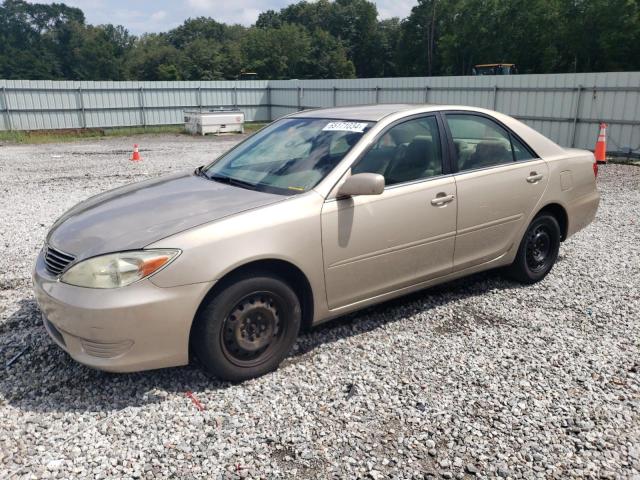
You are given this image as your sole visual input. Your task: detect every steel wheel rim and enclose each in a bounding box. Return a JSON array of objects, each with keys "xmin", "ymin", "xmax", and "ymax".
[
  {"xmin": 220, "ymin": 291, "xmax": 287, "ymax": 368},
  {"xmin": 525, "ymin": 225, "xmax": 552, "ymax": 273}
]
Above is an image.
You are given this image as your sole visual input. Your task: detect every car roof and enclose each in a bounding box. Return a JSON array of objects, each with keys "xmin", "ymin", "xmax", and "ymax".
[
  {"xmin": 289, "ymin": 103, "xmax": 566, "ymax": 159},
  {"xmin": 289, "ymin": 104, "xmax": 425, "ymax": 122}
]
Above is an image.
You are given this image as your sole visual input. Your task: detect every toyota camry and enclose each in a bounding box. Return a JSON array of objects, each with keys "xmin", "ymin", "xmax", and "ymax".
[{"xmin": 33, "ymin": 104, "xmax": 600, "ymax": 381}]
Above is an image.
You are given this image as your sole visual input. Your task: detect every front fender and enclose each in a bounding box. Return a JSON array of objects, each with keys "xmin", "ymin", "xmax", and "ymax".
[{"xmin": 146, "ymin": 191, "xmax": 326, "ymax": 296}]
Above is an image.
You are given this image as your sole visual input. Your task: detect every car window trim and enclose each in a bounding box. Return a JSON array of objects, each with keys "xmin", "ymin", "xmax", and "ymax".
[
  {"xmin": 286, "ymin": 115, "xmax": 375, "ymax": 124},
  {"xmin": 342, "ymin": 112, "xmax": 452, "ymax": 191},
  {"xmin": 441, "ymin": 110, "xmax": 540, "ymax": 175}
]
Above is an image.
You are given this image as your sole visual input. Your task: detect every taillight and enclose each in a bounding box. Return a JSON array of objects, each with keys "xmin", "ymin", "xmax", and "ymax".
[{"xmin": 593, "ymin": 159, "xmax": 598, "ymax": 177}]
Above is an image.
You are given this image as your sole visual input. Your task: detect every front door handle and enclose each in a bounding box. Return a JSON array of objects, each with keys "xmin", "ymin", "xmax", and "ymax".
[
  {"xmin": 527, "ymin": 172, "xmax": 544, "ymax": 183},
  {"xmin": 430, "ymin": 193, "xmax": 455, "ymax": 206}
]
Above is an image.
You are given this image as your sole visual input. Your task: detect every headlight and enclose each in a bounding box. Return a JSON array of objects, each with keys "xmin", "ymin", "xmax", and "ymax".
[{"xmin": 60, "ymin": 249, "xmax": 180, "ymax": 289}]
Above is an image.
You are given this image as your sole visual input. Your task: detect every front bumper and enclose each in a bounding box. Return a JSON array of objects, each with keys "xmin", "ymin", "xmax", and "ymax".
[{"xmin": 32, "ymin": 251, "xmax": 214, "ymax": 372}]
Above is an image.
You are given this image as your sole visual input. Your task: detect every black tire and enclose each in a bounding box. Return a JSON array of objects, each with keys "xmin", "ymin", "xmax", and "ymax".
[
  {"xmin": 192, "ymin": 274, "xmax": 301, "ymax": 382},
  {"xmin": 507, "ymin": 213, "xmax": 561, "ymax": 284}
]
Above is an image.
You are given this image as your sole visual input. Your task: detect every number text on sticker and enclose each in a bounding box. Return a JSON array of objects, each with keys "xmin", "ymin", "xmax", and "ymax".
[{"xmin": 322, "ymin": 122, "xmax": 368, "ymax": 133}]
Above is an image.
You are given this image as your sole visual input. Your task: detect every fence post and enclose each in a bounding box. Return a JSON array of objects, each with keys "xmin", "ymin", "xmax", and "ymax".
[
  {"xmin": 492, "ymin": 85, "xmax": 499, "ymax": 110},
  {"xmin": 424, "ymin": 86, "xmax": 429, "ymax": 103},
  {"xmin": 375, "ymin": 86, "xmax": 380, "ymax": 104},
  {"xmin": 198, "ymin": 86, "xmax": 202, "ymax": 113},
  {"xmin": 333, "ymin": 86, "xmax": 338, "ymax": 107},
  {"xmin": 297, "ymin": 86, "xmax": 302, "ymax": 111},
  {"xmin": 570, "ymin": 85, "xmax": 584, "ymax": 147},
  {"xmin": 266, "ymin": 86, "xmax": 272, "ymax": 121},
  {"xmin": 77, "ymin": 87, "xmax": 86, "ymax": 128},
  {"xmin": 233, "ymin": 86, "xmax": 238, "ymax": 109},
  {"xmin": 2, "ymin": 86, "xmax": 12, "ymax": 131},
  {"xmin": 139, "ymin": 87, "xmax": 146, "ymax": 127}
]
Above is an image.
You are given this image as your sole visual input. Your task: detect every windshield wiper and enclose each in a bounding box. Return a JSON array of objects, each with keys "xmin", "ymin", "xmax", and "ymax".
[
  {"xmin": 209, "ymin": 174, "xmax": 258, "ymax": 191},
  {"xmin": 196, "ymin": 167, "xmax": 256, "ymax": 191}
]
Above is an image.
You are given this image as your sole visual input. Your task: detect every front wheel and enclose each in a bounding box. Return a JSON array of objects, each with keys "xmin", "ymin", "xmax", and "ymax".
[
  {"xmin": 192, "ymin": 274, "xmax": 301, "ymax": 382},
  {"xmin": 506, "ymin": 213, "xmax": 561, "ymax": 284}
]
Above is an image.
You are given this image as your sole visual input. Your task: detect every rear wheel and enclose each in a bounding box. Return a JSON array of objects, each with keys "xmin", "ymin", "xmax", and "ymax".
[
  {"xmin": 192, "ymin": 274, "xmax": 301, "ymax": 381},
  {"xmin": 507, "ymin": 213, "xmax": 561, "ymax": 284}
]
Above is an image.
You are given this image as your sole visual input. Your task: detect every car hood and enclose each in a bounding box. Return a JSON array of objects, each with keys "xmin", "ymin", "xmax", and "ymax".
[{"xmin": 47, "ymin": 171, "xmax": 285, "ymax": 260}]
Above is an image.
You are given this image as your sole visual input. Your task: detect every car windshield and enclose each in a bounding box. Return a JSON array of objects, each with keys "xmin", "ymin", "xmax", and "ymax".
[{"xmin": 203, "ymin": 118, "xmax": 373, "ymax": 195}]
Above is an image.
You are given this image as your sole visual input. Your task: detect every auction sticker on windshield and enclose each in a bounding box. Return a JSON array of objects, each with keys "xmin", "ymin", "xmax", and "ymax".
[{"xmin": 322, "ymin": 121, "xmax": 369, "ymax": 133}]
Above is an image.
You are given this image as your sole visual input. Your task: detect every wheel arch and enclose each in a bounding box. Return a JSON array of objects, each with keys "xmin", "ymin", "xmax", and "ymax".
[
  {"xmin": 536, "ymin": 203, "xmax": 568, "ymax": 241},
  {"xmin": 190, "ymin": 259, "xmax": 315, "ymax": 347}
]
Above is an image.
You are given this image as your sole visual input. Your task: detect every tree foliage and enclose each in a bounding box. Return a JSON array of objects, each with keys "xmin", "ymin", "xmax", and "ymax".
[
  {"xmin": 1, "ymin": 0, "xmax": 639, "ymax": 81},
  {"xmin": 397, "ymin": 0, "xmax": 640, "ymax": 76}
]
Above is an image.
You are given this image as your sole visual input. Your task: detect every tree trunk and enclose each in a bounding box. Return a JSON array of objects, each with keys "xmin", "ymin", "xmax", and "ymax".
[{"xmin": 426, "ymin": 0, "xmax": 437, "ymax": 76}]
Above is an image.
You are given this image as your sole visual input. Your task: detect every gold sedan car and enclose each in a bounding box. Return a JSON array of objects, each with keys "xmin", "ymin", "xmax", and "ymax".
[{"xmin": 33, "ymin": 105, "xmax": 600, "ymax": 381}]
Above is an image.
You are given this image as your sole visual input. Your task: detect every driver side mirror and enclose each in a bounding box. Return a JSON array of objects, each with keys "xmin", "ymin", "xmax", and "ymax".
[{"xmin": 338, "ymin": 173, "xmax": 385, "ymax": 197}]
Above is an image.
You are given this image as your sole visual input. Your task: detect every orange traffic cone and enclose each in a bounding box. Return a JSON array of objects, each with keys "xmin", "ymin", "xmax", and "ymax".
[
  {"xmin": 130, "ymin": 144, "xmax": 142, "ymax": 162},
  {"xmin": 594, "ymin": 123, "xmax": 607, "ymax": 164}
]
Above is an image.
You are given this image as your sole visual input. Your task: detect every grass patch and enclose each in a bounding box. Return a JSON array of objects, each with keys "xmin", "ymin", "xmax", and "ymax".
[
  {"xmin": 608, "ymin": 158, "xmax": 640, "ymax": 166},
  {"xmin": 244, "ymin": 122, "xmax": 268, "ymax": 133},
  {"xmin": 0, "ymin": 122, "xmax": 267, "ymax": 144},
  {"xmin": 607, "ymin": 152, "xmax": 640, "ymax": 166}
]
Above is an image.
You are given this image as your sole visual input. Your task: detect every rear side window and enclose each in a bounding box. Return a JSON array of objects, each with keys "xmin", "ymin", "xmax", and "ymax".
[
  {"xmin": 446, "ymin": 114, "xmax": 533, "ymax": 171},
  {"xmin": 511, "ymin": 136, "xmax": 535, "ymax": 161},
  {"xmin": 353, "ymin": 116, "xmax": 443, "ymax": 186}
]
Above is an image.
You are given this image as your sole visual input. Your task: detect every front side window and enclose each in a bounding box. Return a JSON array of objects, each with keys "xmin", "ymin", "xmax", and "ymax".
[
  {"xmin": 446, "ymin": 114, "xmax": 533, "ymax": 172},
  {"xmin": 353, "ymin": 116, "xmax": 443, "ymax": 186},
  {"xmin": 204, "ymin": 118, "xmax": 372, "ymax": 194}
]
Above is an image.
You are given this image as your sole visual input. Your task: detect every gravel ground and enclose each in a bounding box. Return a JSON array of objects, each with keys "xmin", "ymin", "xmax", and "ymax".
[{"xmin": 0, "ymin": 134, "xmax": 638, "ymax": 480}]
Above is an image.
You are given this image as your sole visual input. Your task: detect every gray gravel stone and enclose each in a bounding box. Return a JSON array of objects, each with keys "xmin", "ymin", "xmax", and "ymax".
[
  {"xmin": 465, "ymin": 463, "xmax": 478, "ymax": 474},
  {"xmin": 0, "ymin": 137, "xmax": 638, "ymax": 479}
]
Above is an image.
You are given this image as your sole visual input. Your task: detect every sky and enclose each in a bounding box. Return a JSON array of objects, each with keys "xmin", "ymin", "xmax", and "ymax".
[{"xmin": 31, "ymin": 0, "xmax": 417, "ymax": 34}]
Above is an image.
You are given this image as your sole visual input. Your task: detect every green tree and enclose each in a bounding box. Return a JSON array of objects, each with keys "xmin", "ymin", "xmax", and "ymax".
[
  {"xmin": 306, "ymin": 28, "xmax": 355, "ymax": 78},
  {"xmin": 241, "ymin": 23, "xmax": 312, "ymax": 79},
  {"xmin": 258, "ymin": 0, "xmax": 389, "ymax": 77},
  {"xmin": 0, "ymin": 0, "xmax": 83, "ymax": 79},
  {"xmin": 374, "ymin": 18, "xmax": 402, "ymax": 77},
  {"xmin": 397, "ymin": 0, "xmax": 445, "ymax": 76},
  {"xmin": 125, "ymin": 34, "xmax": 181, "ymax": 80},
  {"xmin": 241, "ymin": 23, "xmax": 355, "ymax": 79},
  {"xmin": 556, "ymin": 0, "xmax": 640, "ymax": 72},
  {"xmin": 3, "ymin": 0, "xmax": 640, "ymax": 81},
  {"xmin": 52, "ymin": 23, "xmax": 133, "ymax": 79},
  {"xmin": 329, "ymin": 0, "xmax": 381, "ymax": 77},
  {"xmin": 255, "ymin": 9, "xmax": 283, "ymax": 29},
  {"xmin": 178, "ymin": 38, "xmax": 227, "ymax": 80}
]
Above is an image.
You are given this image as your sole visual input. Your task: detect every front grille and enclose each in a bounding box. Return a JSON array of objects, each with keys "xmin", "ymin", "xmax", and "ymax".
[{"xmin": 44, "ymin": 245, "xmax": 76, "ymax": 276}]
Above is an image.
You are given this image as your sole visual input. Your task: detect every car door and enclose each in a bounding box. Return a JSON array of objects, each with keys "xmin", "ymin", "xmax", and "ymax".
[
  {"xmin": 321, "ymin": 114, "xmax": 457, "ymax": 310},
  {"xmin": 443, "ymin": 112, "xmax": 549, "ymax": 270}
]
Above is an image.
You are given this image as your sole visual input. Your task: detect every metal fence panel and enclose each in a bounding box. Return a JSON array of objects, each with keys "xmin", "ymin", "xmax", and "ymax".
[
  {"xmin": 0, "ymin": 79, "xmax": 272, "ymax": 130},
  {"xmin": 269, "ymin": 72, "xmax": 640, "ymax": 152},
  {"xmin": 1, "ymin": 74, "xmax": 639, "ymax": 152}
]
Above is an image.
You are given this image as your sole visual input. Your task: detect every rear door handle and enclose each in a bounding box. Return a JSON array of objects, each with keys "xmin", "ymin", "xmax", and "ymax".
[
  {"xmin": 430, "ymin": 193, "xmax": 455, "ymax": 206},
  {"xmin": 527, "ymin": 172, "xmax": 544, "ymax": 183}
]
